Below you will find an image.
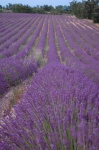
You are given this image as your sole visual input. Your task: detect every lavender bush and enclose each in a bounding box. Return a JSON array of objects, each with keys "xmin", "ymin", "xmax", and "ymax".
[
  {"xmin": 0, "ymin": 58, "xmax": 37, "ymax": 87},
  {"xmin": 0, "ymin": 14, "xmax": 99, "ymax": 150},
  {"xmin": 0, "ymin": 63, "xmax": 99, "ymax": 150},
  {"xmin": 0, "ymin": 73, "xmax": 8, "ymax": 95}
]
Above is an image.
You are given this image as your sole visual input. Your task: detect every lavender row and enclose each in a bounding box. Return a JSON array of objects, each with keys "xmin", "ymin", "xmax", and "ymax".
[
  {"xmin": 53, "ymin": 16, "xmax": 84, "ymax": 71},
  {"xmin": 0, "ymin": 16, "xmax": 46, "ymax": 94},
  {"xmin": 0, "ymin": 73, "xmax": 8, "ymax": 95},
  {"xmin": 14, "ymin": 15, "xmax": 45, "ymax": 60},
  {"xmin": 0, "ymin": 63, "xmax": 99, "ymax": 150},
  {"xmin": 22, "ymin": 15, "xmax": 48, "ymax": 67},
  {"xmin": 36, "ymin": 15, "xmax": 48, "ymax": 57},
  {"xmin": 58, "ymin": 17, "xmax": 99, "ymax": 67},
  {"xmin": 47, "ymin": 15, "xmax": 60, "ymax": 63},
  {"xmin": 0, "ymin": 15, "xmax": 39, "ymax": 58},
  {"xmin": 79, "ymin": 18, "xmax": 99, "ymax": 33},
  {"xmin": 0, "ymin": 14, "xmax": 38, "ymax": 43},
  {"xmin": 61, "ymin": 17, "xmax": 99, "ymax": 65},
  {"xmin": 54, "ymin": 16, "xmax": 99, "ymax": 84},
  {"xmin": 0, "ymin": 13, "xmax": 37, "ymax": 36},
  {"xmin": 63, "ymin": 16, "xmax": 99, "ymax": 49},
  {"xmin": 0, "ymin": 18, "xmax": 33, "ymax": 48},
  {"xmin": 0, "ymin": 58, "xmax": 37, "ymax": 95},
  {"xmin": 0, "ymin": 13, "xmax": 22, "ymax": 32},
  {"xmin": 0, "ymin": 16, "xmax": 27, "ymax": 42},
  {"xmin": 63, "ymin": 19, "xmax": 99, "ymax": 61},
  {"xmin": 66, "ymin": 16, "xmax": 99, "ymax": 35},
  {"xmin": 66, "ymin": 19, "xmax": 99, "ymax": 52}
]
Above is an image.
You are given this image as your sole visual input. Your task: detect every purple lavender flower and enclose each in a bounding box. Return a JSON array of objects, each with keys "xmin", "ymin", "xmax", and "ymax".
[{"xmin": 0, "ymin": 63, "xmax": 99, "ymax": 150}]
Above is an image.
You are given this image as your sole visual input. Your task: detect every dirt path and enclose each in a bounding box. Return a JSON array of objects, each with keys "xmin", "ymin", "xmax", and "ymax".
[{"xmin": 0, "ymin": 77, "xmax": 32, "ymax": 118}]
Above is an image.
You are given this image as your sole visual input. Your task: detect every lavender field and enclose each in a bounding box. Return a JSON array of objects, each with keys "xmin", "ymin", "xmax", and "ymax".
[{"xmin": 0, "ymin": 13, "xmax": 99, "ymax": 150}]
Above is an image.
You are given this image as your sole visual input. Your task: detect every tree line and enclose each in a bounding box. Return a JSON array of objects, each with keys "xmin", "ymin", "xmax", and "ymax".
[
  {"xmin": 0, "ymin": 0, "xmax": 99, "ymax": 22},
  {"xmin": 70, "ymin": 0, "xmax": 99, "ymax": 23},
  {"xmin": 0, "ymin": 4, "xmax": 70, "ymax": 15}
]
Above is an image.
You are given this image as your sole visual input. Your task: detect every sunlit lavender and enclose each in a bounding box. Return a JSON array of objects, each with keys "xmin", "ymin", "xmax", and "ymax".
[{"xmin": 0, "ymin": 13, "xmax": 99, "ymax": 150}]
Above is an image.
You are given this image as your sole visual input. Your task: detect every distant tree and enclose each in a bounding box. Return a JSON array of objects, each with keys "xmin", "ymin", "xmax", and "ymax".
[
  {"xmin": 0, "ymin": 5, "xmax": 2, "ymax": 12},
  {"xmin": 11, "ymin": 4, "xmax": 32, "ymax": 13},
  {"xmin": 0, "ymin": 5, "xmax": 2, "ymax": 9},
  {"xmin": 37, "ymin": 7, "xmax": 46, "ymax": 14},
  {"xmin": 70, "ymin": 0, "xmax": 78, "ymax": 14},
  {"xmin": 31, "ymin": 7, "xmax": 38, "ymax": 13},
  {"xmin": 93, "ymin": 4, "xmax": 99, "ymax": 22},
  {"xmin": 84, "ymin": 0, "xmax": 93, "ymax": 19},
  {"xmin": 63, "ymin": 5, "xmax": 71, "ymax": 13},
  {"xmin": 42, "ymin": 5, "xmax": 54, "ymax": 12},
  {"xmin": 55, "ymin": 5, "xmax": 63, "ymax": 14},
  {"xmin": 69, "ymin": 0, "xmax": 99, "ymax": 22},
  {"xmin": 8, "ymin": 3, "xmax": 13, "ymax": 9},
  {"xmin": 32, "ymin": 6, "xmax": 45, "ymax": 14}
]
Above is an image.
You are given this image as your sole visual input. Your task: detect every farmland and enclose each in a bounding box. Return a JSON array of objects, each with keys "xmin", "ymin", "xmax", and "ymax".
[{"xmin": 0, "ymin": 13, "xmax": 99, "ymax": 150}]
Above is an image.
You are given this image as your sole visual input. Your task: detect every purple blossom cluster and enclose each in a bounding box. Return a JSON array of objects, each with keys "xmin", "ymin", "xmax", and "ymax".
[
  {"xmin": 0, "ymin": 14, "xmax": 99, "ymax": 150},
  {"xmin": 35, "ymin": 15, "xmax": 48, "ymax": 57},
  {"xmin": 0, "ymin": 63, "xmax": 99, "ymax": 150},
  {"xmin": 0, "ymin": 58, "xmax": 37, "ymax": 88},
  {"xmin": 53, "ymin": 15, "xmax": 99, "ymax": 84},
  {"xmin": 47, "ymin": 16, "xmax": 59, "ymax": 63},
  {"xmin": 14, "ymin": 16, "xmax": 44, "ymax": 60},
  {"xmin": 0, "ymin": 73, "xmax": 8, "ymax": 95},
  {"xmin": 0, "ymin": 14, "xmax": 47, "ymax": 94},
  {"xmin": 53, "ymin": 16, "xmax": 84, "ymax": 71},
  {"xmin": 63, "ymin": 18, "xmax": 99, "ymax": 62},
  {"xmin": 0, "ymin": 14, "xmax": 42, "ymax": 58}
]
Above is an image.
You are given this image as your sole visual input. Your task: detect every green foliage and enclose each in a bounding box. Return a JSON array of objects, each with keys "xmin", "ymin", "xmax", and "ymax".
[
  {"xmin": 0, "ymin": 9, "xmax": 2, "ymax": 13},
  {"xmin": 0, "ymin": 5, "xmax": 2, "ymax": 9},
  {"xmin": 93, "ymin": 12, "xmax": 99, "ymax": 22},
  {"xmin": 0, "ymin": 3, "xmax": 70, "ymax": 15},
  {"xmin": 63, "ymin": 5, "xmax": 71, "ymax": 13},
  {"xmin": 12, "ymin": 4, "xmax": 32, "ymax": 13},
  {"xmin": 42, "ymin": 5, "xmax": 54, "ymax": 12},
  {"xmin": 55, "ymin": 5, "xmax": 63, "ymax": 14},
  {"xmin": 0, "ymin": 4, "xmax": 2, "ymax": 13},
  {"xmin": 32, "ymin": 7, "xmax": 45, "ymax": 14},
  {"xmin": 70, "ymin": 0, "xmax": 99, "ymax": 23},
  {"xmin": 93, "ymin": 5, "xmax": 99, "ymax": 22}
]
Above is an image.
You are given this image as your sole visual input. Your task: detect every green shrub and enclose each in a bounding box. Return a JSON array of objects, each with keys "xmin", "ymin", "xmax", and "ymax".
[
  {"xmin": 0, "ymin": 9, "xmax": 2, "ymax": 13},
  {"xmin": 93, "ymin": 13, "xmax": 99, "ymax": 23}
]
